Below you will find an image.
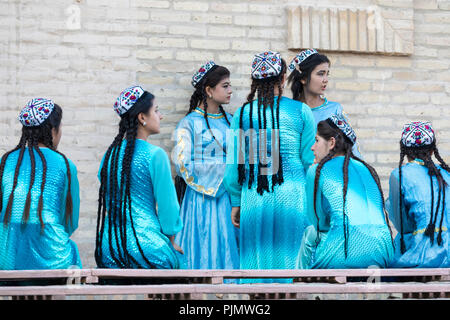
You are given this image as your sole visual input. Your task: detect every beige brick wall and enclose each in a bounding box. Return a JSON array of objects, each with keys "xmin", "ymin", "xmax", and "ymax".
[{"xmin": 1, "ymin": 0, "xmax": 449, "ymax": 267}]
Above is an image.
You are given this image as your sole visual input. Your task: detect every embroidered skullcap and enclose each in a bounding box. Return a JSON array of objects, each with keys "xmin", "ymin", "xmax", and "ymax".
[
  {"xmin": 19, "ymin": 98, "xmax": 55, "ymax": 127},
  {"xmin": 191, "ymin": 61, "xmax": 216, "ymax": 87},
  {"xmin": 326, "ymin": 114, "xmax": 357, "ymax": 145},
  {"xmin": 113, "ymin": 85, "xmax": 146, "ymax": 116},
  {"xmin": 251, "ymin": 51, "xmax": 283, "ymax": 80},
  {"xmin": 288, "ymin": 48, "xmax": 319, "ymax": 72},
  {"xmin": 401, "ymin": 121, "xmax": 435, "ymax": 148}
]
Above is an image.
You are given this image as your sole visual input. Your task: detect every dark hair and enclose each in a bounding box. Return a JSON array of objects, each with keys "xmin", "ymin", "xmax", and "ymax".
[
  {"xmin": 288, "ymin": 53, "xmax": 330, "ymax": 102},
  {"xmin": 95, "ymin": 91, "xmax": 157, "ymax": 268},
  {"xmin": 237, "ymin": 59, "xmax": 287, "ymax": 195},
  {"xmin": 313, "ymin": 120, "xmax": 393, "ymax": 258},
  {"xmin": 397, "ymin": 141, "xmax": 449, "ymax": 253},
  {"xmin": 0, "ymin": 104, "xmax": 73, "ymax": 231},
  {"xmin": 175, "ymin": 65, "xmax": 231, "ymax": 204}
]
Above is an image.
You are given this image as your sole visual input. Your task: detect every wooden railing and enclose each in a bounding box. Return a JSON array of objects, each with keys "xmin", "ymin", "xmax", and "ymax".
[{"xmin": 0, "ymin": 268, "xmax": 449, "ymax": 300}]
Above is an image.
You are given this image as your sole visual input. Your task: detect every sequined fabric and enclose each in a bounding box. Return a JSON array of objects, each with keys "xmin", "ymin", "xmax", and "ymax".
[
  {"xmin": 174, "ymin": 110, "xmax": 239, "ymax": 270},
  {"xmin": 97, "ymin": 139, "xmax": 183, "ymax": 269},
  {"xmin": 0, "ymin": 148, "xmax": 81, "ymax": 269},
  {"xmin": 224, "ymin": 96, "xmax": 316, "ymax": 283},
  {"xmin": 298, "ymin": 157, "xmax": 394, "ymax": 269},
  {"xmin": 386, "ymin": 162, "xmax": 449, "ymax": 267}
]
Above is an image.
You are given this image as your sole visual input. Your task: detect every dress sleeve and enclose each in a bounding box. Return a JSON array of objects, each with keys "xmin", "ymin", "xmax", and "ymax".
[
  {"xmin": 149, "ymin": 148, "xmax": 182, "ymax": 237},
  {"xmin": 300, "ymin": 104, "xmax": 316, "ymax": 172},
  {"xmin": 223, "ymin": 107, "xmax": 243, "ymax": 207},
  {"xmin": 173, "ymin": 116, "xmax": 224, "ymax": 198},
  {"xmin": 64, "ymin": 159, "xmax": 80, "ymax": 237}
]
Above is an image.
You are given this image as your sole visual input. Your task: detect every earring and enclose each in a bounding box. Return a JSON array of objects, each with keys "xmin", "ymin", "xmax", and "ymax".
[
  {"xmin": 208, "ymin": 95, "xmax": 212, "ymax": 99},
  {"xmin": 143, "ymin": 122, "xmax": 146, "ymax": 126}
]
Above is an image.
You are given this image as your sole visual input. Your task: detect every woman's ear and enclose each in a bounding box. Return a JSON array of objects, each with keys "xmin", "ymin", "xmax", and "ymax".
[
  {"xmin": 205, "ymin": 86, "xmax": 213, "ymax": 99},
  {"xmin": 137, "ymin": 112, "xmax": 146, "ymax": 126},
  {"xmin": 328, "ymin": 136, "xmax": 336, "ymax": 151}
]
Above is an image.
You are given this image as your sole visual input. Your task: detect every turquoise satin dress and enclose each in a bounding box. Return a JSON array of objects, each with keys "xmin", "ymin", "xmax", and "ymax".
[
  {"xmin": 298, "ymin": 157, "xmax": 394, "ymax": 269},
  {"xmin": 386, "ymin": 161, "xmax": 449, "ymax": 268},
  {"xmin": 0, "ymin": 148, "xmax": 81, "ymax": 270},
  {"xmin": 97, "ymin": 139, "xmax": 183, "ymax": 269},
  {"xmin": 174, "ymin": 108, "xmax": 239, "ymax": 270},
  {"xmin": 309, "ymin": 98, "xmax": 362, "ymax": 159},
  {"xmin": 224, "ymin": 96, "xmax": 315, "ymax": 283}
]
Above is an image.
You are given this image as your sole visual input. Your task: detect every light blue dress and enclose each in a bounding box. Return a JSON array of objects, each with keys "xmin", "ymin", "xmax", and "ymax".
[
  {"xmin": 224, "ymin": 96, "xmax": 315, "ymax": 283},
  {"xmin": 386, "ymin": 161, "xmax": 449, "ymax": 268},
  {"xmin": 0, "ymin": 148, "xmax": 81, "ymax": 270},
  {"xmin": 298, "ymin": 157, "xmax": 394, "ymax": 269},
  {"xmin": 97, "ymin": 139, "xmax": 183, "ymax": 269},
  {"xmin": 173, "ymin": 108, "xmax": 239, "ymax": 270},
  {"xmin": 309, "ymin": 98, "xmax": 362, "ymax": 158}
]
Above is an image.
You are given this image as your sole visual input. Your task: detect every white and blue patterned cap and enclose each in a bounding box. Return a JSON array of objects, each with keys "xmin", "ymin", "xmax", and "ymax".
[
  {"xmin": 19, "ymin": 98, "xmax": 55, "ymax": 127},
  {"xmin": 327, "ymin": 114, "xmax": 357, "ymax": 145},
  {"xmin": 288, "ymin": 48, "xmax": 318, "ymax": 72},
  {"xmin": 251, "ymin": 51, "xmax": 283, "ymax": 80},
  {"xmin": 113, "ymin": 85, "xmax": 145, "ymax": 116},
  {"xmin": 401, "ymin": 121, "xmax": 435, "ymax": 148},
  {"xmin": 191, "ymin": 61, "xmax": 216, "ymax": 87}
]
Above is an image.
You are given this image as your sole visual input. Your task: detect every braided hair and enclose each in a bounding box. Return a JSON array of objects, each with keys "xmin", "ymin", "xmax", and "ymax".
[
  {"xmin": 237, "ymin": 59, "xmax": 287, "ymax": 195},
  {"xmin": 313, "ymin": 120, "xmax": 393, "ymax": 259},
  {"xmin": 175, "ymin": 65, "xmax": 231, "ymax": 204},
  {"xmin": 287, "ymin": 53, "xmax": 330, "ymax": 102},
  {"xmin": 0, "ymin": 104, "xmax": 73, "ymax": 231},
  {"xmin": 397, "ymin": 141, "xmax": 449, "ymax": 253},
  {"xmin": 95, "ymin": 91, "xmax": 158, "ymax": 268}
]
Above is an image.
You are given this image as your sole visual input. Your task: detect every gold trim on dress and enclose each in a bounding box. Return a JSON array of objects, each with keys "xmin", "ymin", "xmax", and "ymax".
[
  {"xmin": 193, "ymin": 107, "xmax": 225, "ymax": 119},
  {"xmin": 413, "ymin": 226, "xmax": 447, "ymax": 236}
]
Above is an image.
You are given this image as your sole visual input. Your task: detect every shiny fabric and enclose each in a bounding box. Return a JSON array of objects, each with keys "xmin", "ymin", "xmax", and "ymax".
[
  {"xmin": 309, "ymin": 98, "xmax": 362, "ymax": 159},
  {"xmin": 98, "ymin": 139, "xmax": 183, "ymax": 269},
  {"xmin": 298, "ymin": 157, "xmax": 394, "ymax": 269},
  {"xmin": 174, "ymin": 109, "xmax": 239, "ymax": 270},
  {"xmin": 0, "ymin": 148, "xmax": 81, "ymax": 270},
  {"xmin": 386, "ymin": 162, "xmax": 449, "ymax": 268},
  {"xmin": 224, "ymin": 97, "xmax": 315, "ymax": 283}
]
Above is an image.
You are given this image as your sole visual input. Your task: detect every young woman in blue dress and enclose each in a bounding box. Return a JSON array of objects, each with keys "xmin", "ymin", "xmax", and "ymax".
[
  {"xmin": 95, "ymin": 86, "xmax": 183, "ymax": 269},
  {"xmin": 173, "ymin": 62, "xmax": 239, "ymax": 270},
  {"xmin": 0, "ymin": 98, "xmax": 81, "ymax": 270},
  {"xmin": 297, "ymin": 114, "xmax": 394, "ymax": 269},
  {"xmin": 387, "ymin": 121, "xmax": 449, "ymax": 268},
  {"xmin": 287, "ymin": 49, "xmax": 362, "ymax": 158}
]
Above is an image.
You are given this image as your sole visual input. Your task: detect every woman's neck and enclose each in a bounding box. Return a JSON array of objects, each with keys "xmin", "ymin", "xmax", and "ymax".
[
  {"xmin": 199, "ymin": 99, "xmax": 220, "ymax": 114},
  {"xmin": 136, "ymin": 129, "xmax": 149, "ymax": 141},
  {"xmin": 303, "ymin": 91, "xmax": 324, "ymax": 108}
]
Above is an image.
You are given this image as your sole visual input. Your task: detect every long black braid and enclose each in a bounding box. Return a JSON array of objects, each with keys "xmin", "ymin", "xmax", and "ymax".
[
  {"xmin": 397, "ymin": 142, "xmax": 449, "ymax": 253},
  {"xmin": 237, "ymin": 60, "xmax": 286, "ymax": 195},
  {"xmin": 95, "ymin": 91, "xmax": 158, "ymax": 268},
  {"xmin": 0, "ymin": 104, "xmax": 73, "ymax": 231},
  {"xmin": 313, "ymin": 120, "xmax": 393, "ymax": 259}
]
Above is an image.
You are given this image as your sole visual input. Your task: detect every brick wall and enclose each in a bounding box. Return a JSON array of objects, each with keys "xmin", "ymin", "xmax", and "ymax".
[{"xmin": 1, "ymin": 0, "xmax": 449, "ymax": 267}]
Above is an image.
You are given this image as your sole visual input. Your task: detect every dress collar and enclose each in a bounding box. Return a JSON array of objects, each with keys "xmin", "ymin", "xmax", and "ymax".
[
  {"xmin": 409, "ymin": 158, "xmax": 425, "ymax": 166},
  {"xmin": 309, "ymin": 96, "xmax": 328, "ymax": 110},
  {"xmin": 194, "ymin": 107, "xmax": 225, "ymax": 119}
]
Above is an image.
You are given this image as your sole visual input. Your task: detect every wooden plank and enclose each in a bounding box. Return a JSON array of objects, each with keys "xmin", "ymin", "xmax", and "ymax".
[
  {"xmin": 1, "ymin": 268, "xmax": 449, "ymax": 282},
  {"xmin": 0, "ymin": 269, "xmax": 91, "ymax": 280},
  {"xmin": 0, "ymin": 282, "xmax": 449, "ymax": 296},
  {"xmin": 90, "ymin": 268, "xmax": 450, "ymax": 279}
]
